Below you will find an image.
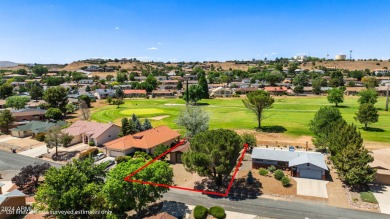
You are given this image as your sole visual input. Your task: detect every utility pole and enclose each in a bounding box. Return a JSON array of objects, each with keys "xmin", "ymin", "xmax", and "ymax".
[
  {"xmin": 349, "ymin": 50, "xmax": 353, "ymax": 61},
  {"xmin": 386, "ymin": 84, "xmax": 389, "ymax": 111}
]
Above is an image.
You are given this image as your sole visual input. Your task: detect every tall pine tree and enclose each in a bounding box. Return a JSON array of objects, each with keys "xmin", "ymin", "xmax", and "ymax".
[{"xmin": 198, "ymin": 72, "xmax": 209, "ymax": 99}]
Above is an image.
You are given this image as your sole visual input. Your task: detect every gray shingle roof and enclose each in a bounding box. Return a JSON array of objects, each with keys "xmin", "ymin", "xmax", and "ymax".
[{"xmin": 251, "ymin": 148, "xmax": 328, "ymax": 170}]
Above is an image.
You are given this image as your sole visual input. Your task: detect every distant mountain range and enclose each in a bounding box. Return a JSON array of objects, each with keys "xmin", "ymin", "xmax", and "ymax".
[{"xmin": 0, "ymin": 61, "xmax": 19, "ymax": 67}]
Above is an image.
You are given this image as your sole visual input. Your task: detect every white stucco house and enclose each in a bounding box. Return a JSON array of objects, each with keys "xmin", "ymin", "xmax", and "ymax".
[{"xmin": 62, "ymin": 120, "xmax": 121, "ymax": 146}]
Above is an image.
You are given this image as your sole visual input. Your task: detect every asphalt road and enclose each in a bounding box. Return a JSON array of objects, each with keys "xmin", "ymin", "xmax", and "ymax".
[
  {"xmin": 163, "ymin": 189, "xmax": 389, "ymax": 219},
  {"xmin": 0, "ymin": 150, "xmax": 62, "ymax": 171}
]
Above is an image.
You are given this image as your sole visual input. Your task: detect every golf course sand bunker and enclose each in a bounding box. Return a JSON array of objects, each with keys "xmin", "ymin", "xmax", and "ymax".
[
  {"xmin": 149, "ymin": 115, "xmax": 170, "ymax": 120},
  {"xmin": 164, "ymin": 103, "xmax": 185, "ymax": 106}
]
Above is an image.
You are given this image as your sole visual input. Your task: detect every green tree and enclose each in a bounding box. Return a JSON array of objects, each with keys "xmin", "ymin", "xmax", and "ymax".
[
  {"xmin": 106, "ymin": 74, "xmax": 114, "ymax": 82},
  {"xmin": 116, "ymin": 71, "xmax": 128, "ymax": 83},
  {"xmin": 354, "ymin": 103, "xmax": 379, "ymax": 129},
  {"xmin": 361, "ymin": 76, "xmax": 377, "ymax": 89},
  {"xmin": 115, "ymin": 87, "xmax": 124, "ymax": 99},
  {"xmin": 35, "ymin": 158, "xmax": 107, "ymax": 219},
  {"xmin": 30, "ymin": 84, "xmax": 43, "ymax": 101},
  {"xmin": 327, "ymin": 88, "xmax": 344, "ymax": 107},
  {"xmin": 142, "ymin": 118, "xmax": 153, "ymax": 131},
  {"xmin": 0, "ymin": 84, "xmax": 13, "ymax": 99},
  {"xmin": 113, "ymin": 99, "xmax": 124, "ymax": 108},
  {"xmin": 43, "ymin": 86, "xmax": 69, "ymax": 115},
  {"xmin": 15, "ymin": 68, "xmax": 27, "ymax": 75},
  {"xmin": 153, "ymin": 144, "xmax": 170, "ymax": 160},
  {"xmin": 265, "ymin": 70, "xmax": 285, "ymax": 86},
  {"xmin": 5, "ymin": 96, "xmax": 30, "ymax": 109},
  {"xmin": 144, "ymin": 74, "xmax": 158, "ymax": 92},
  {"xmin": 358, "ymin": 89, "xmax": 378, "ymax": 105},
  {"xmin": 177, "ymin": 80, "xmax": 183, "ymax": 90},
  {"xmin": 292, "ymin": 72, "xmax": 309, "ymax": 87},
  {"xmin": 85, "ymin": 85, "xmax": 91, "ymax": 92},
  {"xmin": 119, "ymin": 118, "xmax": 137, "ymax": 137},
  {"xmin": 242, "ymin": 90, "xmax": 274, "ymax": 129},
  {"xmin": 78, "ymin": 95, "xmax": 91, "ymax": 108},
  {"xmin": 45, "ymin": 126, "xmax": 74, "ymax": 157},
  {"xmin": 0, "ymin": 110, "xmax": 15, "ymax": 132},
  {"xmin": 102, "ymin": 158, "xmax": 173, "ymax": 214},
  {"xmin": 312, "ymin": 77, "xmax": 326, "ymax": 95},
  {"xmin": 241, "ymin": 132, "xmax": 257, "ymax": 147},
  {"xmin": 65, "ymin": 103, "xmax": 76, "ymax": 114},
  {"xmin": 198, "ymin": 72, "xmax": 209, "ymax": 99},
  {"xmin": 131, "ymin": 113, "xmax": 143, "ymax": 132},
  {"xmin": 175, "ymin": 106, "xmax": 209, "ymax": 137},
  {"xmin": 309, "ymin": 106, "xmax": 343, "ymax": 151},
  {"xmin": 182, "ymin": 129, "xmax": 242, "ymax": 187},
  {"xmin": 45, "ymin": 108, "xmax": 63, "ymax": 120},
  {"xmin": 32, "ymin": 65, "xmax": 48, "ymax": 76},
  {"xmin": 183, "ymin": 85, "xmax": 204, "ymax": 105}
]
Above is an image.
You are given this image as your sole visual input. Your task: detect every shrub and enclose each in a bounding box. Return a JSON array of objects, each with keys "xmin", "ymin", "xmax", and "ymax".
[
  {"xmin": 79, "ymin": 148, "xmax": 98, "ymax": 160},
  {"xmin": 35, "ymin": 133, "xmax": 45, "ymax": 142},
  {"xmin": 267, "ymin": 165, "xmax": 276, "ymax": 173},
  {"xmin": 274, "ymin": 170, "xmax": 284, "ymax": 181},
  {"xmin": 281, "ymin": 176, "xmax": 290, "ymax": 187},
  {"xmin": 115, "ymin": 156, "xmax": 132, "ymax": 164},
  {"xmin": 88, "ymin": 141, "xmax": 95, "ymax": 146},
  {"xmin": 259, "ymin": 168, "xmax": 268, "ymax": 176},
  {"xmin": 360, "ymin": 192, "xmax": 378, "ymax": 204},
  {"xmin": 208, "ymin": 206, "xmax": 226, "ymax": 219},
  {"xmin": 193, "ymin": 205, "xmax": 208, "ymax": 219},
  {"xmin": 246, "ymin": 171, "xmax": 254, "ymax": 184}
]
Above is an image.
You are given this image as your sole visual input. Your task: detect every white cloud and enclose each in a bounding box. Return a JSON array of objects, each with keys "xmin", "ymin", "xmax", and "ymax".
[
  {"xmin": 114, "ymin": 27, "xmax": 120, "ymax": 30},
  {"xmin": 148, "ymin": 47, "xmax": 158, "ymax": 50},
  {"xmin": 271, "ymin": 52, "xmax": 277, "ymax": 55},
  {"xmin": 157, "ymin": 42, "xmax": 162, "ymax": 45}
]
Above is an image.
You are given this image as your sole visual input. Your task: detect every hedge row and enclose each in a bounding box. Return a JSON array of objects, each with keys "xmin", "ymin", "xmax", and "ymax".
[{"xmin": 194, "ymin": 205, "xmax": 226, "ymax": 219}]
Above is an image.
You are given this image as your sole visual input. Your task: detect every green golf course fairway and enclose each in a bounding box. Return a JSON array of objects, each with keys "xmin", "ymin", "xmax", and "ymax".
[{"xmin": 91, "ymin": 96, "xmax": 390, "ymax": 143}]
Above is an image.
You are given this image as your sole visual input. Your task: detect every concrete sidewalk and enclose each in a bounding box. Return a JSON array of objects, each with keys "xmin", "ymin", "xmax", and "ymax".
[
  {"xmin": 18, "ymin": 145, "xmax": 47, "ymax": 158},
  {"xmin": 370, "ymin": 184, "xmax": 390, "ymax": 214}
]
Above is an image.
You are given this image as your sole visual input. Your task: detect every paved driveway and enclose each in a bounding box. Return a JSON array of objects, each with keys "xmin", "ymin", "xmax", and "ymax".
[
  {"xmin": 293, "ymin": 177, "xmax": 328, "ymax": 198},
  {"xmin": 18, "ymin": 145, "xmax": 47, "ymax": 158},
  {"xmin": 369, "ymin": 184, "xmax": 390, "ymax": 214}
]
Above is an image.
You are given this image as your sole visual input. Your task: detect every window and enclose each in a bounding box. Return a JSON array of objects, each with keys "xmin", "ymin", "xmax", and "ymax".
[
  {"xmin": 307, "ymin": 163, "xmax": 310, "ymax": 166},
  {"xmin": 109, "ymin": 135, "xmax": 111, "ymax": 138}
]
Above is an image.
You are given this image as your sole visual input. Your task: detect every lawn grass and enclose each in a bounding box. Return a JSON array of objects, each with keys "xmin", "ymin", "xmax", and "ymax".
[
  {"xmin": 360, "ymin": 191, "xmax": 378, "ymax": 204},
  {"xmin": 91, "ymin": 96, "xmax": 390, "ymax": 143}
]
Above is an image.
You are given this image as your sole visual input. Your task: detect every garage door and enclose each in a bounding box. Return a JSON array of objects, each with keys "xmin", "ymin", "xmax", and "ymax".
[
  {"xmin": 300, "ymin": 169, "xmax": 322, "ymax": 179},
  {"xmin": 110, "ymin": 150, "xmax": 124, "ymax": 157}
]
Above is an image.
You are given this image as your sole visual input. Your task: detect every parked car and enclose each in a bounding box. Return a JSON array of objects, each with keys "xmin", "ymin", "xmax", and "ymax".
[
  {"xmin": 103, "ymin": 160, "xmax": 116, "ymax": 169},
  {"xmin": 94, "ymin": 153, "xmax": 106, "ymax": 161}
]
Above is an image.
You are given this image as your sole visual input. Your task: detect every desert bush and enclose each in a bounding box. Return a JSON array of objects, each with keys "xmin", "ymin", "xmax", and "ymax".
[
  {"xmin": 281, "ymin": 176, "xmax": 290, "ymax": 187},
  {"xmin": 267, "ymin": 165, "xmax": 276, "ymax": 173},
  {"xmin": 35, "ymin": 133, "xmax": 45, "ymax": 142},
  {"xmin": 259, "ymin": 168, "xmax": 268, "ymax": 176},
  {"xmin": 88, "ymin": 141, "xmax": 95, "ymax": 146},
  {"xmin": 208, "ymin": 206, "xmax": 226, "ymax": 219},
  {"xmin": 274, "ymin": 169, "xmax": 284, "ymax": 181},
  {"xmin": 193, "ymin": 205, "xmax": 208, "ymax": 219},
  {"xmin": 79, "ymin": 148, "xmax": 98, "ymax": 160}
]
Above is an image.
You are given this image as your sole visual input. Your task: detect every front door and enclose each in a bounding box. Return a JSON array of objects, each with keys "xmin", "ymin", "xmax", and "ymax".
[{"xmin": 177, "ymin": 153, "xmax": 182, "ymax": 163}]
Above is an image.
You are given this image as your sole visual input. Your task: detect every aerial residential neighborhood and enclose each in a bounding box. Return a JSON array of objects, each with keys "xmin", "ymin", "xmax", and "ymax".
[{"xmin": 1, "ymin": 1, "xmax": 390, "ymax": 219}]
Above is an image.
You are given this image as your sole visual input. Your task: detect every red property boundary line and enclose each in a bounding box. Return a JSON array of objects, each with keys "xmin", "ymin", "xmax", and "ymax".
[{"xmin": 124, "ymin": 140, "xmax": 249, "ymax": 197}]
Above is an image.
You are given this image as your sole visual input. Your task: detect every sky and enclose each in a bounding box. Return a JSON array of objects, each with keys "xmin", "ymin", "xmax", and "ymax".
[{"xmin": 0, "ymin": 0, "xmax": 389, "ymax": 64}]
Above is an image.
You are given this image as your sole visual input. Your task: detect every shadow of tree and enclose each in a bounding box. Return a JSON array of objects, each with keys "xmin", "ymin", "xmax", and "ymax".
[
  {"xmin": 360, "ymin": 127, "xmax": 385, "ymax": 132},
  {"xmin": 259, "ymin": 126, "xmax": 287, "ymax": 133},
  {"xmin": 52, "ymin": 151, "xmax": 80, "ymax": 161},
  {"xmin": 333, "ymin": 105, "xmax": 349, "ymax": 108},
  {"xmin": 193, "ymin": 176, "xmax": 262, "ymax": 200}
]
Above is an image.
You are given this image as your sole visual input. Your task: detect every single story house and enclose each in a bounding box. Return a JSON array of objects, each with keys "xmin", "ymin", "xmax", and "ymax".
[
  {"xmin": 0, "ymin": 182, "xmax": 28, "ymax": 219},
  {"xmin": 370, "ymin": 148, "xmax": 390, "ymax": 185},
  {"xmin": 62, "ymin": 120, "xmax": 121, "ymax": 146},
  {"xmin": 170, "ymin": 141, "xmax": 189, "ymax": 163},
  {"xmin": 210, "ymin": 87, "xmax": 232, "ymax": 97},
  {"xmin": 104, "ymin": 126, "xmax": 180, "ymax": 157},
  {"xmin": 344, "ymin": 87, "xmax": 365, "ymax": 96},
  {"xmin": 152, "ymin": 90, "xmax": 175, "ymax": 98},
  {"xmin": 94, "ymin": 89, "xmax": 115, "ymax": 99},
  {"xmin": 10, "ymin": 120, "xmax": 66, "ymax": 138},
  {"xmin": 79, "ymin": 79, "xmax": 94, "ymax": 84},
  {"xmin": 11, "ymin": 109, "xmax": 46, "ymax": 123},
  {"xmin": 234, "ymin": 87, "xmax": 259, "ymax": 94},
  {"xmin": 251, "ymin": 148, "xmax": 328, "ymax": 180},
  {"xmin": 263, "ymin": 86, "xmax": 288, "ymax": 95},
  {"xmin": 124, "ymin": 89, "xmax": 147, "ymax": 98}
]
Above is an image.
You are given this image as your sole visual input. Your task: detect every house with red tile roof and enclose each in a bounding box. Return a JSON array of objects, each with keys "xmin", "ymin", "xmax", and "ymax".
[
  {"xmin": 123, "ymin": 89, "xmax": 147, "ymax": 98},
  {"xmin": 104, "ymin": 126, "xmax": 180, "ymax": 157},
  {"xmin": 62, "ymin": 120, "xmax": 121, "ymax": 146},
  {"xmin": 263, "ymin": 86, "xmax": 288, "ymax": 95}
]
